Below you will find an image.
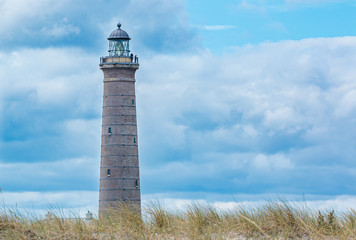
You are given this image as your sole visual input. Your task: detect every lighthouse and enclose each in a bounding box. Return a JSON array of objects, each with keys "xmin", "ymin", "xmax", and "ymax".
[{"xmin": 99, "ymin": 23, "xmax": 140, "ymax": 214}]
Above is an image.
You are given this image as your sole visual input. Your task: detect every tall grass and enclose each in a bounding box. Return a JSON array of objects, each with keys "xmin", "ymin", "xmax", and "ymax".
[{"xmin": 1, "ymin": 200, "xmax": 356, "ymax": 239}]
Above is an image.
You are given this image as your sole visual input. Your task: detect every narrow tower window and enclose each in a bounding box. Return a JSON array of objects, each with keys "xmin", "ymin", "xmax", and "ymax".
[
  {"xmin": 107, "ymin": 169, "xmax": 111, "ymax": 177},
  {"xmin": 132, "ymin": 99, "xmax": 134, "ymax": 105},
  {"xmin": 135, "ymin": 179, "xmax": 139, "ymax": 188},
  {"xmin": 108, "ymin": 127, "xmax": 112, "ymax": 134},
  {"xmin": 133, "ymin": 137, "xmax": 136, "ymax": 143}
]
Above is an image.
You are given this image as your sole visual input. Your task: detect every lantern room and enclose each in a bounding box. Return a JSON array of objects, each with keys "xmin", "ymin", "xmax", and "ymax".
[{"xmin": 108, "ymin": 23, "xmax": 131, "ymax": 57}]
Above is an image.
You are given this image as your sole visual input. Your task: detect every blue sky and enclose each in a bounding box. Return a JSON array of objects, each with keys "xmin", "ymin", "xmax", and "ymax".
[
  {"xmin": 0, "ymin": 0, "xmax": 356, "ymax": 213},
  {"xmin": 189, "ymin": 0, "xmax": 356, "ymax": 51}
]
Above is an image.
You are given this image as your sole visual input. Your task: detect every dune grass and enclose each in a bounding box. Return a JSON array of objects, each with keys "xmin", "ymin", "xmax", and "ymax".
[{"xmin": 1, "ymin": 200, "xmax": 356, "ymax": 239}]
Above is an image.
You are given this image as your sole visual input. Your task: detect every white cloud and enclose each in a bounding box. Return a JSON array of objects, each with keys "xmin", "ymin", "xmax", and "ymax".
[
  {"xmin": 97, "ymin": 0, "xmax": 199, "ymax": 54},
  {"xmin": 1, "ymin": 191, "xmax": 98, "ymax": 217},
  {"xmin": 285, "ymin": 0, "xmax": 344, "ymax": 4},
  {"xmin": 3, "ymin": 191, "xmax": 356, "ymax": 217},
  {"xmin": 1, "ymin": 0, "xmax": 200, "ymax": 55},
  {"xmin": 252, "ymin": 153, "xmax": 293, "ymax": 170},
  {"xmin": 236, "ymin": 0, "xmax": 268, "ymax": 12},
  {"xmin": 136, "ymin": 36, "xmax": 356, "ymax": 193},
  {"xmin": 243, "ymin": 125, "xmax": 258, "ymax": 137},
  {"xmin": 152, "ymin": 194, "xmax": 356, "ymax": 214},
  {"xmin": 41, "ymin": 18, "xmax": 80, "ymax": 38},
  {"xmin": 263, "ymin": 107, "xmax": 303, "ymax": 134},
  {"xmin": 138, "ymin": 37, "xmax": 356, "ymax": 150},
  {"xmin": 202, "ymin": 25, "xmax": 236, "ymax": 31},
  {"xmin": 0, "ymin": 157, "xmax": 99, "ymax": 190},
  {"xmin": 0, "ymin": 47, "xmax": 102, "ymax": 168},
  {"xmin": 266, "ymin": 21, "xmax": 288, "ymax": 33},
  {"xmin": 334, "ymin": 88, "xmax": 356, "ymax": 118},
  {"xmin": 0, "ymin": 47, "xmax": 101, "ymax": 109},
  {"xmin": 0, "ymin": 0, "xmax": 69, "ymax": 38},
  {"xmin": 236, "ymin": 0, "xmax": 349, "ymax": 13}
]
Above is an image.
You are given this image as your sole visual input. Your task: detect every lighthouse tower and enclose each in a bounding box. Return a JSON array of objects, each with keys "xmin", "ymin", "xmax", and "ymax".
[{"xmin": 99, "ymin": 23, "xmax": 140, "ymax": 213}]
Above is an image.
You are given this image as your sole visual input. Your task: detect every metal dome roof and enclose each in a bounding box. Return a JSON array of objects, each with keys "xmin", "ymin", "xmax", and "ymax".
[{"xmin": 108, "ymin": 23, "xmax": 131, "ymax": 40}]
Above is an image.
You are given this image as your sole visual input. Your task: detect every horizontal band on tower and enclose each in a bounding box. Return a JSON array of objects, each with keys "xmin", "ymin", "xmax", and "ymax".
[
  {"xmin": 103, "ymin": 78, "xmax": 136, "ymax": 82},
  {"xmin": 102, "ymin": 123, "xmax": 137, "ymax": 126},
  {"xmin": 100, "ymin": 177, "xmax": 137, "ymax": 180},
  {"xmin": 101, "ymin": 144, "xmax": 137, "ymax": 147},
  {"xmin": 101, "ymin": 155, "xmax": 138, "ymax": 157},
  {"xmin": 103, "ymin": 105, "xmax": 136, "ymax": 108},
  {"xmin": 104, "ymin": 94, "xmax": 135, "ymax": 97},
  {"xmin": 102, "ymin": 133, "xmax": 137, "ymax": 136},
  {"xmin": 99, "ymin": 199, "xmax": 140, "ymax": 202},
  {"xmin": 100, "ymin": 62, "xmax": 139, "ymax": 67},
  {"xmin": 100, "ymin": 188, "xmax": 139, "ymax": 191},
  {"xmin": 102, "ymin": 114, "xmax": 136, "ymax": 117},
  {"xmin": 101, "ymin": 166, "xmax": 139, "ymax": 168}
]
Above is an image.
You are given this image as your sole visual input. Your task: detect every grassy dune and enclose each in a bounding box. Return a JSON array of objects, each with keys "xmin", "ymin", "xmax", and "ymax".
[{"xmin": 1, "ymin": 200, "xmax": 356, "ymax": 239}]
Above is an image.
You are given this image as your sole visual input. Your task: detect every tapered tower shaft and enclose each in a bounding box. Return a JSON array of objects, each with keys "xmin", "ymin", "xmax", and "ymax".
[{"xmin": 99, "ymin": 24, "xmax": 140, "ymax": 214}]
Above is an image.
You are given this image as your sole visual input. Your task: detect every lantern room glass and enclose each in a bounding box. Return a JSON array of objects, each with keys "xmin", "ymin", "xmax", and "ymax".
[{"xmin": 109, "ymin": 39, "xmax": 130, "ymax": 57}]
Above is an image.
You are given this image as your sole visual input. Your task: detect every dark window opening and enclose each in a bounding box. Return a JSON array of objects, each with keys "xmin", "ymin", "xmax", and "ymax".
[
  {"xmin": 108, "ymin": 127, "xmax": 112, "ymax": 134},
  {"xmin": 135, "ymin": 179, "xmax": 139, "ymax": 188},
  {"xmin": 107, "ymin": 169, "xmax": 111, "ymax": 176},
  {"xmin": 133, "ymin": 137, "xmax": 136, "ymax": 143},
  {"xmin": 132, "ymin": 99, "xmax": 134, "ymax": 105}
]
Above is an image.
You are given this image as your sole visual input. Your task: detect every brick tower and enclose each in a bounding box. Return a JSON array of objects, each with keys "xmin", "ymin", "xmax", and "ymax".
[{"xmin": 99, "ymin": 23, "xmax": 140, "ymax": 214}]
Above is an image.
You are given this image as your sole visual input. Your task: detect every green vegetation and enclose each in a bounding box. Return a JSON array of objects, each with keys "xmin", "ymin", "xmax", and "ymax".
[{"xmin": 1, "ymin": 200, "xmax": 356, "ymax": 239}]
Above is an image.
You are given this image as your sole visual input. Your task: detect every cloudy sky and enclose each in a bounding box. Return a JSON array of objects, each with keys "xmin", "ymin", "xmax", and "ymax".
[{"xmin": 0, "ymin": 0, "xmax": 356, "ymax": 214}]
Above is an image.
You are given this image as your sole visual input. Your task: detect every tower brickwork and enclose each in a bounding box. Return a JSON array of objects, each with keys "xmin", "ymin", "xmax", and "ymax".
[{"xmin": 99, "ymin": 24, "xmax": 140, "ymax": 214}]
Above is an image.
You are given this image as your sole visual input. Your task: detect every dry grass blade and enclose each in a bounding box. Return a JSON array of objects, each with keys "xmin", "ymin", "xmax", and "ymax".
[
  {"xmin": 0, "ymin": 200, "xmax": 355, "ymax": 239},
  {"xmin": 238, "ymin": 213, "xmax": 271, "ymax": 239}
]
